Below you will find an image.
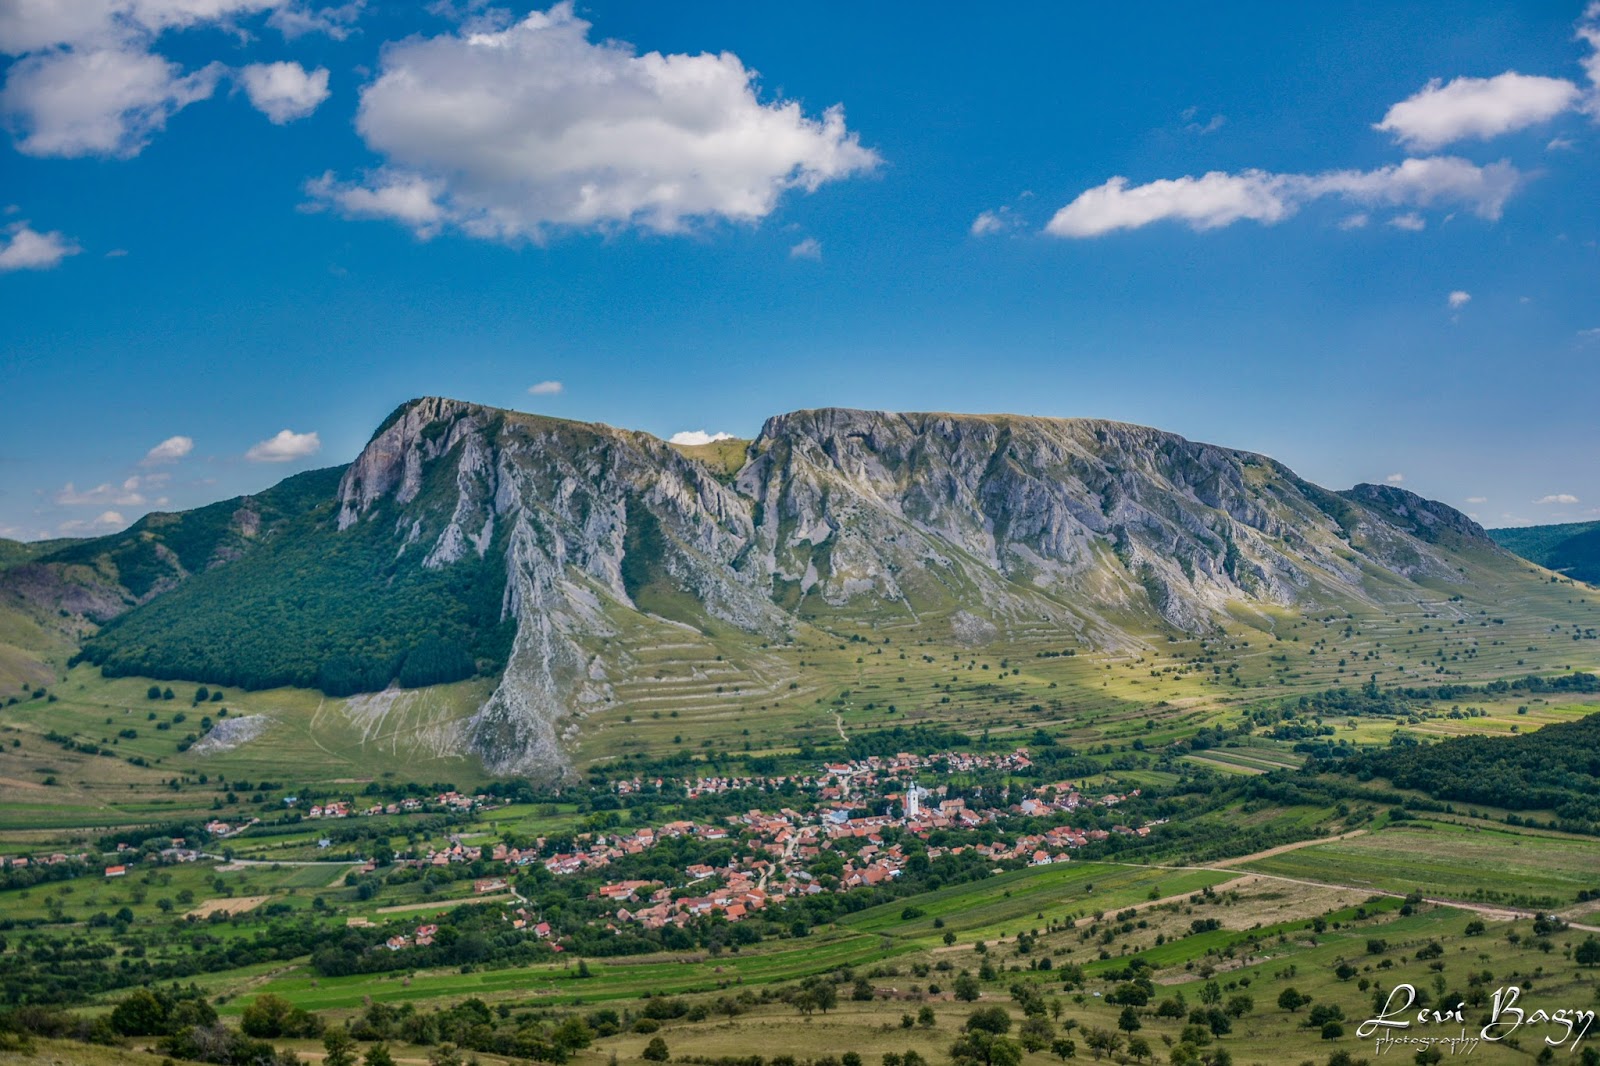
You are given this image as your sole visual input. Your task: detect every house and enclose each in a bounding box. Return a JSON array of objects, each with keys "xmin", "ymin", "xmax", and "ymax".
[{"xmin": 104, "ymin": 865, "xmax": 127, "ymax": 877}]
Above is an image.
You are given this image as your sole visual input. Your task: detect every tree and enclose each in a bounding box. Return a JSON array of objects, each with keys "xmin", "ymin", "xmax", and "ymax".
[
  {"xmin": 147, "ymin": 685, "xmax": 162, "ymax": 700},
  {"xmin": 1576, "ymin": 937, "xmax": 1600, "ymax": 967},
  {"xmin": 1019, "ymin": 1014, "xmax": 1056, "ymax": 1052},
  {"xmin": 1117, "ymin": 1006, "xmax": 1141, "ymax": 1033},
  {"xmin": 1126, "ymin": 1035, "xmax": 1152, "ymax": 1062},
  {"xmin": 917, "ymin": 1006, "xmax": 937, "ymax": 1028},
  {"xmin": 1277, "ymin": 987, "xmax": 1308, "ymax": 1012},
  {"xmin": 951, "ymin": 1032, "xmax": 1023, "ymax": 1066},
  {"xmin": 966, "ymin": 1007, "xmax": 1011, "ymax": 1035},
  {"xmin": 427, "ymin": 1046, "xmax": 465, "ymax": 1066},
  {"xmin": 110, "ymin": 989, "xmax": 167, "ymax": 1036},
  {"xmin": 241, "ymin": 994, "xmax": 294, "ymax": 1038},
  {"xmin": 363, "ymin": 1046, "xmax": 396, "ymax": 1066},
  {"xmin": 323, "ymin": 1030, "xmax": 359, "ymax": 1066},
  {"xmin": 643, "ymin": 1035, "xmax": 670, "ymax": 1062},
  {"xmin": 1082, "ymin": 1028, "xmax": 1122, "ymax": 1060},
  {"xmin": 954, "ymin": 973, "xmax": 981, "ymax": 1002}
]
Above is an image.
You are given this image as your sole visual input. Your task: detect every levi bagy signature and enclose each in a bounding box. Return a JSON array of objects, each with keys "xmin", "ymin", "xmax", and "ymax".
[{"xmin": 1356, "ymin": 982, "xmax": 1594, "ymax": 1055}]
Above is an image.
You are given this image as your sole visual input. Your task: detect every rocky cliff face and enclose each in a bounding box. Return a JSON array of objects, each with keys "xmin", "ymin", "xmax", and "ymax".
[
  {"xmin": 48, "ymin": 398, "xmax": 1507, "ymax": 779},
  {"xmin": 329, "ymin": 400, "xmax": 1501, "ymax": 777},
  {"xmin": 334, "ymin": 399, "xmax": 789, "ymax": 777}
]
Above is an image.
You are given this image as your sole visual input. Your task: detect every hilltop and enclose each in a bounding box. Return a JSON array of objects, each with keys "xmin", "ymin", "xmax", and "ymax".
[{"xmin": 1, "ymin": 397, "xmax": 1585, "ymax": 780}]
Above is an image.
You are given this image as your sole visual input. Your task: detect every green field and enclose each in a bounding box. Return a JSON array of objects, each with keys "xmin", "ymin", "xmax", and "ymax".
[{"xmin": 1243, "ymin": 819, "xmax": 1600, "ymax": 909}]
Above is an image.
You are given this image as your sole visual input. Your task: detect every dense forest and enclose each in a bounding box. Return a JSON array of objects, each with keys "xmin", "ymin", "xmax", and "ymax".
[
  {"xmin": 72, "ymin": 469, "xmax": 514, "ymax": 696},
  {"xmin": 1319, "ymin": 710, "xmax": 1600, "ymax": 824},
  {"xmin": 1491, "ymin": 518, "xmax": 1600, "ymax": 584}
]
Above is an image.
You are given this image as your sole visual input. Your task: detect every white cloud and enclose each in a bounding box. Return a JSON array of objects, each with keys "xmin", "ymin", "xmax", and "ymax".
[
  {"xmin": 1387, "ymin": 212, "xmax": 1427, "ymax": 231},
  {"xmin": 304, "ymin": 170, "xmax": 446, "ymax": 235},
  {"xmin": 58, "ymin": 510, "xmax": 129, "ymax": 535},
  {"xmin": 789, "ymin": 237, "xmax": 821, "ymax": 260},
  {"xmin": 0, "ymin": 47, "xmax": 223, "ymax": 157},
  {"xmin": 306, "ymin": 4, "xmax": 878, "ymax": 240},
  {"xmin": 1045, "ymin": 170, "xmax": 1294, "ymax": 237},
  {"xmin": 1448, "ymin": 290, "xmax": 1471, "ymax": 309},
  {"xmin": 1384, "ymin": 473, "xmax": 1405, "ymax": 484},
  {"xmin": 1547, "ymin": 136, "xmax": 1577, "ymax": 150},
  {"xmin": 669, "ymin": 430, "xmax": 735, "ymax": 446},
  {"xmin": 54, "ymin": 476, "xmax": 156, "ymax": 507},
  {"xmin": 1337, "ymin": 212, "xmax": 1369, "ymax": 230},
  {"xmin": 0, "ymin": 1, "xmax": 278, "ymax": 55},
  {"xmin": 0, "ymin": 221, "xmax": 80, "ymax": 271},
  {"xmin": 266, "ymin": 0, "xmax": 363, "ymax": 40},
  {"xmin": 1180, "ymin": 107, "xmax": 1226, "ymax": 135},
  {"xmin": 1044, "ymin": 156, "xmax": 1520, "ymax": 237},
  {"xmin": 0, "ymin": 0, "xmax": 335, "ymax": 158},
  {"xmin": 1535, "ymin": 493, "xmax": 1580, "ymax": 505},
  {"xmin": 971, "ymin": 211, "xmax": 1005, "ymax": 236},
  {"xmin": 239, "ymin": 60, "xmax": 329, "ymax": 124},
  {"xmin": 1375, "ymin": 73, "xmax": 1581, "ymax": 150},
  {"xmin": 141, "ymin": 434, "xmax": 193, "ymax": 464},
  {"xmin": 527, "ymin": 380, "xmax": 563, "ymax": 396},
  {"xmin": 971, "ymin": 207, "xmax": 1024, "ymax": 237},
  {"xmin": 1466, "ymin": 496, "xmax": 1488, "ymax": 504},
  {"xmin": 1579, "ymin": 326, "xmax": 1600, "ymax": 340},
  {"xmin": 245, "ymin": 428, "xmax": 320, "ymax": 462},
  {"xmin": 1581, "ymin": 4, "xmax": 1600, "ymax": 113}
]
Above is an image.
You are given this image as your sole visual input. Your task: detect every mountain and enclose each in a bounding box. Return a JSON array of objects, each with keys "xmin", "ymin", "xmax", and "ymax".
[
  {"xmin": 11, "ymin": 397, "xmax": 1532, "ymax": 779},
  {"xmin": 1491, "ymin": 520, "xmax": 1600, "ymax": 585}
]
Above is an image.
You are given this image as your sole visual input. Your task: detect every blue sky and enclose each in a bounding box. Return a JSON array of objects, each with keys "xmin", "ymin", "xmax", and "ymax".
[{"xmin": 2, "ymin": 1, "xmax": 1598, "ymax": 540}]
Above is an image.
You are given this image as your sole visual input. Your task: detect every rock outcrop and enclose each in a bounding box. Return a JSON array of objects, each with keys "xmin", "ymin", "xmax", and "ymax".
[{"xmin": 39, "ymin": 398, "xmax": 1510, "ymax": 780}]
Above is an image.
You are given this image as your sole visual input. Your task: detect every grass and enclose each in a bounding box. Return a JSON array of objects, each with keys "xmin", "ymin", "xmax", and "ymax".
[{"xmin": 1242, "ymin": 818, "xmax": 1600, "ymax": 909}]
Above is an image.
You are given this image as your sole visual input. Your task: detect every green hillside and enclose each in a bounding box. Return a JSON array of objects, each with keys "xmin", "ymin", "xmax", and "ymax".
[
  {"xmin": 1491, "ymin": 519, "xmax": 1600, "ymax": 584},
  {"xmin": 71, "ymin": 477, "xmax": 515, "ymax": 696}
]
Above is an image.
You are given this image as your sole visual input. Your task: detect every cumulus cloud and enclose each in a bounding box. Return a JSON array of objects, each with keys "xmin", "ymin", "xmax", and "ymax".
[
  {"xmin": 669, "ymin": 430, "xmax": 735, "ymax": 446},
  {"xmin": 239, "ymin": 60, "xmax": 329, "ymax": 124},
  {"xmin": 1044, "ymin": 156, "xmax": 1520, "ymax": 237},
  {"xmin": 1535, "ymin": 493, "xmax": 1580, "ymax": 504},
  {"xmin": 141, "ymin": 434, "xmax": 193, "ymax": 464},
  {"xmin": 266, "ymin": 0, "xmax": 363, "ymax": 40},
  {"xmin": 0, "ymin": 0, "xmax": 349, "ymax": 157},
  {"xmin": 1180, "ymin": 106, "xmax": 1226, "ymax": 135},
  {"xmin": 1, "ymin": 48, "xmax": 225, "ymax": 157},
  {"xmin": 0, "ymin": 0, "xmax": 275, "ymax": 158},
  {"xmin": 305, "ymin": 4, "xmax": 877, "ymax": 240},
  {"xmin": 1385, "ymin": 473, "xmax": 1406, "ymax": 484},
  {"xmin": 1376, "ymin": 73, "xmax": 1581, "ymax": 149},
  {"xmin": 54, "ymin": 475, "xmax": 165, "ymax": 507},
  {"xmin": 527, "ymin": 380, "xmax": 563, "ymax": 396},
  {"xmin": 971, "ymin": 206, "xmax": 1027, "ymax": 237},
  {"xmin": 789, "ymin": 237, "xmax": 821, "ymax": 260},
  {"xmin": 304, "ymin": 170, "xmax": 446, "ymax": 235},
  {"xmin": 245, "ymin": 428, "xmax": 320, "ymax": 462},
  {"xmin": 0, "ymin": 221, "xmax": 79, "ymax": 270},
  {"xmin": 1387, "ymin": 212, "xmax": 1427, "ymax": 231},
  {"xmin": 970, "ymin": 211, "xmax": 1005, "ymax": 236},
  {"xmin": 58, "ymin": 510, "xmax": 129, "ymax": 534},
  {"xmin": 1337, "ymin": 212, "xmax": 1369, "ymax": 230},
  {"xmin": 1448, "ymin": 290, "xmax": 1471, "ymax": 309}
]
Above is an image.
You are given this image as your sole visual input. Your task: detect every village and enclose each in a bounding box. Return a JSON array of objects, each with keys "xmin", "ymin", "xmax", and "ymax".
[{"xmin": 370, "ymin": 749, "xmax": 1154, "ymax": 949}]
